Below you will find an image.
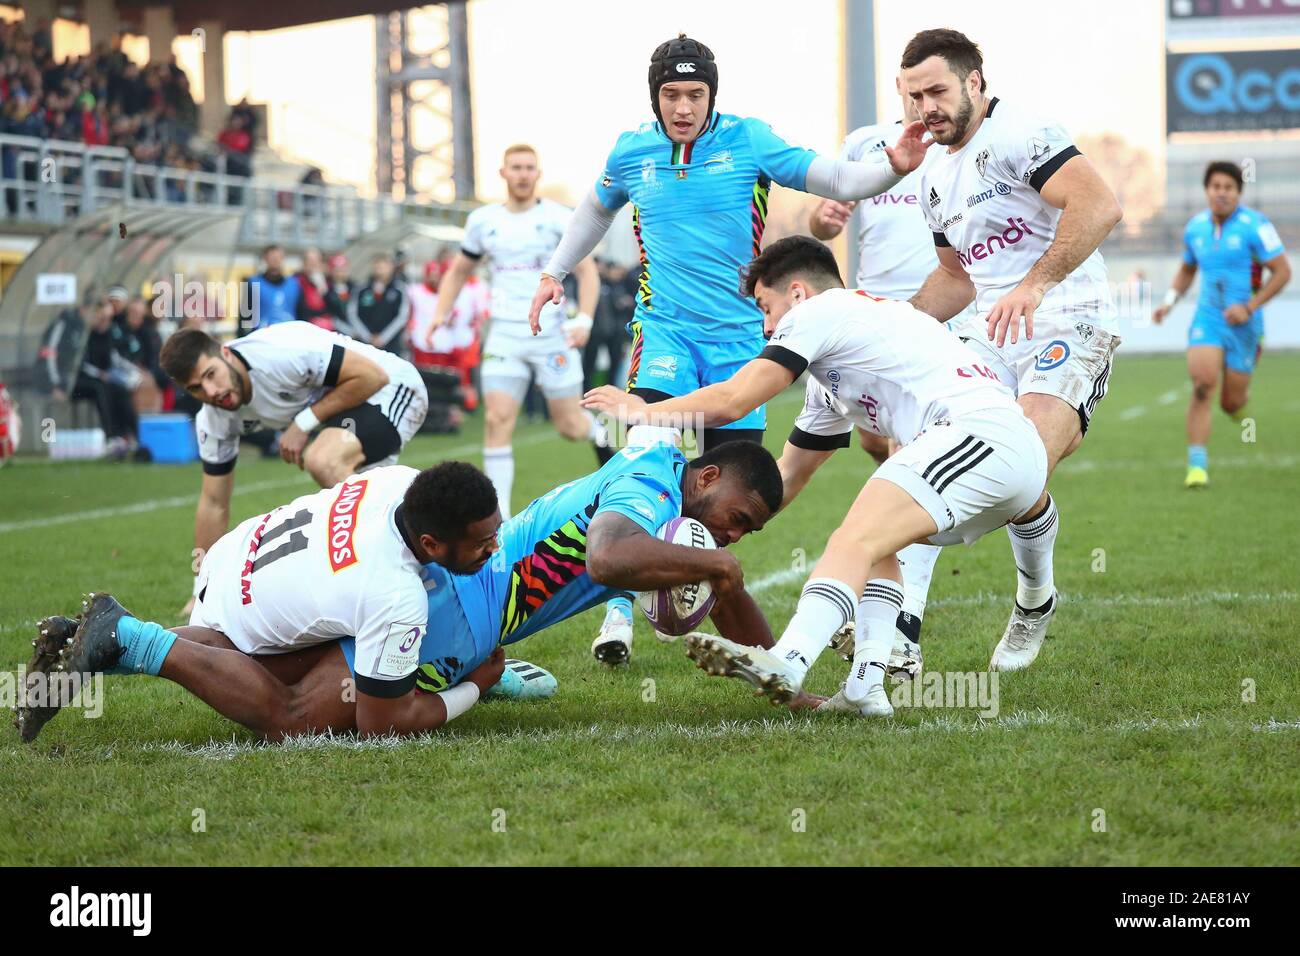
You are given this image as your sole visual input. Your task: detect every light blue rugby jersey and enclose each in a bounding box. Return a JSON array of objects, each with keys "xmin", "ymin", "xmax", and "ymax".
[
  {"xmin": 1183, "ymin": 204, "xmax": 1286, "ymax": 325},
  {"xmin": 595, "ymin": 112, "xmax": 817, "ymax": 342},
  {"xmin": 340, "ymin": 443, "xmax": 686, "ymax": 691}
]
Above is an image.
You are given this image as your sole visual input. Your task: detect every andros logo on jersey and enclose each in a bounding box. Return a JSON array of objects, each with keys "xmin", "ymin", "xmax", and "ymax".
[{"xmin": 329, "ymin": 479, "xmax": 368, "ymax": 572}]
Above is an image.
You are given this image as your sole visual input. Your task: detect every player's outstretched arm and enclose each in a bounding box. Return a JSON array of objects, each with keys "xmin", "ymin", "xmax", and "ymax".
[
  {"xmin": 354, "ymin": 648, "xmax": 505, "ymax": 737},
  {"xmin": 583, "ymin": 359, "xmax": 793, "ymax": 428},
  {"xmin": 909, "ymin": 245, "xmax": 976, "ymax": 321},
  {"xmin": 186, "ymin": 470, "xmax": 234, "ymax": 613},
  {"xmin": 776, "ymin": 442, "xmax": 836, "ymax": 511},
  {"xmin": 986, "ymin": 155, "xmax": 1123, "ymax": 347},
  {"xmin": 802, "ymin": 121, "xmax": 932, "ymax": 201},
  {"xmin": 530, "ymin": 189, "xmax": 618, "ymax": 334},
  {"xmin": 587, "ymin": 513, "xmax": 744, "ymax": 599}
]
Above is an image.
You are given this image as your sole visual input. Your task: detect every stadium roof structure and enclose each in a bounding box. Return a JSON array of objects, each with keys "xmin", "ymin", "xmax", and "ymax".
[{"xmin": 112, "ymin": 1, "xmax": 430, "ymax": 34}]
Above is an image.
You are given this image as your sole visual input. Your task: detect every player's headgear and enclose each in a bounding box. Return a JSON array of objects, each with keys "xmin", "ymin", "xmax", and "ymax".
[{"xmin": 648, "ymin": 34, "xmax": 718, "ymax": 131}]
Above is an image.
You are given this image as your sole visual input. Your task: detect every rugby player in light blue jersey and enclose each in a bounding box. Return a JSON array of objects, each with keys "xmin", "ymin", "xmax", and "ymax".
[
  {"xmin": 526, "ymin": 33, "xmax": 933, "ymax": 665},
  {"xmin": 1153, "ymin": 161, "xmax": 1291, "ymax": 488},
  {"xmin": 340, "ymin": 433, "xmax": 788, "ymax": 708}
]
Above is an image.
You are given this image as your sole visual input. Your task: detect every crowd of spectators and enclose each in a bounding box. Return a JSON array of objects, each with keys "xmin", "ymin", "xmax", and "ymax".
[
  {"xmin": 32, "ymin": 246, "xmax": 638, "ymax": 459},
  {"xmin": 0, "ymin": 19, "xmax": 260, "ymax": 209}
]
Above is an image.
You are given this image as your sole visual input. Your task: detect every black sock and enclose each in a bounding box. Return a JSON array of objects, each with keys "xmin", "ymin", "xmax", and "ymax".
[{"xmin": 895, "ymin": 610, "xmax": 922, "ymax": 644}]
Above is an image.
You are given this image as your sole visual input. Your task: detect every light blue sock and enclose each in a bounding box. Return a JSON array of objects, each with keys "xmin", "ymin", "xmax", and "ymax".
[
  {"xmin": 116, "ymin": 616, "xmax": 178, "ymax": 676},
  {"xmin": 1188, "ymin": 445, "xmax": 1208, "ymax": 471},
  {"xmin": 603, "ymin": 595, "xmax": 633, "ymax": 626}
]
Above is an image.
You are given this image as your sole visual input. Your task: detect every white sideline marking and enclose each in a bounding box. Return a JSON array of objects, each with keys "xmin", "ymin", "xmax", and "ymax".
[
  {"xmin": 0, "ymin": 433, "xmax": 552, "ymax": 534},
  {"xmin": 1058, "ymin": 453, "xmax": 1299, "ymax": 474},
  {"xmin": 1157, "ymin": 388, "xmax": 1182, "ymax": 406},
  {"xmin": 926, "ymin": 590, "xmax": 1297, "ymax": 611},
  {"xmin": 1118, "ymin": 404, "xmax": 1148, "ymax": 421},
  {"xmin": 1114, "ymin": 386, "xmax": 1184, "ymax": 421}
]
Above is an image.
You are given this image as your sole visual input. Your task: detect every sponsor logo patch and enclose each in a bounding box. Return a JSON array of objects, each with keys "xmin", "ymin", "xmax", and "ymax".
[
  {"xmin": 646, "ymin": 355, "xmax": 678, "ymax": 379},
  {"xmin": 329, "ymin": 479, "xmax": 368, "ymax": 572},
  {"xmin": 377, "ymin": 621, "xmax": 423, "ymax": 678},
  {"xmin": 975, "ymin": 149, "xmax": 990, "ymax": 178},
  {"xmin": 1034, "ymin": 340, "xmax": 1071, "ymax": 371}
]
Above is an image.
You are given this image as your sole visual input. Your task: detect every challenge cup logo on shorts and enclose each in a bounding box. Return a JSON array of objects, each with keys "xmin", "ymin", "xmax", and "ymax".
[{"xmin": 329, "ymin": 479, "xmax": 369, "ymax": 572}]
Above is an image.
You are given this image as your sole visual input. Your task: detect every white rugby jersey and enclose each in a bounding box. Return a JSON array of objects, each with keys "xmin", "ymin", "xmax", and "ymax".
[
  {"xmin": 762, "ymin": 288, "xmax": 1019, "ymax": 446},
  {"xmin": 918, "ymin": 98, "xmax": 1116, "ymax": 329},
  {"xmin": 839, "ymin": 121, "xmax": 937, "ymax": 298},
  {"xmin": 461, "ymin": 198, "xmax": 572, "ymax": 326},
  {"xmin": 196, "ymin": 322, "xmax": 414, "ymax": 470},
  {"xmin": 226, "ymin": 465, "xmax": 427, "ymax": 694}
]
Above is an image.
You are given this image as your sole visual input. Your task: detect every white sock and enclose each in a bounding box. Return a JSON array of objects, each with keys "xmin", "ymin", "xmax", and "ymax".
[
  {"xmin": 898, "ymin": 543, "xmax": 940, "ymax": 619},
  {"xmin": 586, "ymin": 411, "xmax": 609, "ymax": 447},
  {"xmin": 770, "ymin": 578, "xmax": 857, "ymax": 682},
  {"xmin": 845, "ymin": 579, "xmax": 904, "ymax": 702},
  {"xmin": 1008, "ymin": 494, "xmax": 1057, "ymax": 610},
  {"xmin": 483, "ymin": 446, "xmax": 514, "ymax": 521}
]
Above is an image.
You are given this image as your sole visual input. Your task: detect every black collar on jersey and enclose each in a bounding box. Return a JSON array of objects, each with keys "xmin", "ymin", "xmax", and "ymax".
[
  {"xmin": 985, "ymin": 96, "xmax": 999, "ymax": 118},
  {"xmin": 228, "ymin": 347, "xmax": 251, "ymax": 372},
  {"xmin": 393, "ymin": 504, "xmax": 424, "ymax": 561}
]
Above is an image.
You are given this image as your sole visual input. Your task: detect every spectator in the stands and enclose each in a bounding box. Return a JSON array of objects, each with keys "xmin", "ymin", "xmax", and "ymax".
[
  {"xmin": 344, "ymin": 252, "xmax": 409, "ymax": 356},
  {"xmin": 295, "ymin": 247, "xmax": 333, "ymax": 329},
  {"xmin": 35, "ymin": 297, "xmax": 87, "ymax": 404},
  {"xmin": 247, "ymin": 244, "xmax": 300, "ymax": 331},
  {"xmin": 324, "ymin": 253, "xmax": 351, "ymax": 327}
]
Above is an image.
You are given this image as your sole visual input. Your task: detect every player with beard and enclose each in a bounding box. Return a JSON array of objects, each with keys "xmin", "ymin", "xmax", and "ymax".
[
  {"xmin": 528, "ymin": 33, "xmax": 933, "ymax": 667},
  {"xmin": 807, "ymin": 75, "xmax": 948, "ymax": 679},
  {"xmin": 19, "ymin": 463, "xmax": 507, "ymax": 742},
  {"xmin": 161, "ymin": 323, "xmax": 429, "ymax": 616},
  {"xmin": 902, "ymin": 29, "xmax": 1124, "ymax": 671},
  {"xmin": 429, "ymin": 144, "xmax": 609, "ymax": 523},
  {"xmin": 19, "ymin": 438, "xmax": 808, "ymax": 742}
]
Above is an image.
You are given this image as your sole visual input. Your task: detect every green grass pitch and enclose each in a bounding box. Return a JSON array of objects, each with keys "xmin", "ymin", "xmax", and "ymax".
[{"xmin": 2, "ymin": 352, "xmax": 1297, "ymax": 865}]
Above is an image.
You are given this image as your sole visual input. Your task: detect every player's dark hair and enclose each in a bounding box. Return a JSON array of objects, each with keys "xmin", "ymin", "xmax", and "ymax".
[
  {"xmin": 900, "ymin": 28, "xmax": 987, "ymax": 93},
  {"xmin": 159, "ymin": 327, "xmax": 222, "ymax": 384},
  {"xmin": 689, "ymin": 441, "xmax": 783, "ymax": 515},
  {"xmin": 741, "ymin": 235, "xmax": 844, "ymax": 298},
  {"xmin": 403, "ymin": 461, "xmax": 498, "ymax": 543},
  {"xmin": 260, "ymin": 243, "xmax": 282, "ymax": 258},
  {"xmin": 1203, "ymin": 161, "xmax": 1243, "ymax": 191}
]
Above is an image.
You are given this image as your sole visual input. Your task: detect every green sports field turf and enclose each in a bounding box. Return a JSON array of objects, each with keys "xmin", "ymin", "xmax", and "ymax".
[{"xmin": 2, "ymin": 352, "xmax": 1297, "ymax": 865}]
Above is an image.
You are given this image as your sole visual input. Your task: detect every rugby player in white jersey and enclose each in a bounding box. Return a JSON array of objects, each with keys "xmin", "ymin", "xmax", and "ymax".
[
  {"xmin": 160, "ymin": 323, "xmax": 428, "ymax": 614},
  {"xmin": 29, "ymin": 462, "xmax": 507, "ymax": 741},
  {"xmin": 902, "ymin": 29, "xmax": 1123, "ymax": 670},
  {"xmin": 585, "ymin": 237, "xmax": 1048, "ymax": 716},
  {"xmin": 807, "ymin": 77, "xmax": 943, "ymax": 677},
  {"xmin": 429, "ymin": 144, "xmax": 609, "ymax": 521}
]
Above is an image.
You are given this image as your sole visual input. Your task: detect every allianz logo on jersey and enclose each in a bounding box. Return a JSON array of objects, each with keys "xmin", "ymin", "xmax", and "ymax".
[
  {"xmin": 955, "ymin": 217, "xmax": 1037, "ymax": 267},
  {"xmin": 966, "ymin": 182, "xmax": 1012, "ymax": 207},
  {"xmin": 646, "ymin": 355, "xmax": 679, "ymax": 380}
]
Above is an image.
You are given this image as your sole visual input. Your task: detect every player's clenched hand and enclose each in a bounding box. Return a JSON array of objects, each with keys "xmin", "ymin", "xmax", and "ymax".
[
  {"xmin": 708, "ymin": 550, "xmax": 744, "ymax": 602},
  {"xmin": 1223, "ymin": 303, "xmax": 1252, "ymax": 326},
  {"xmin": 1151, "ymin": 304, "xmax": 1171, "ymax": 326},
  {"xmin": 467, "ymin": 647, "xmax": 507, "ymax": 694},
  {"xmin": 528, "ymin": 275, "xmax": 565, "ymax": 335},
  {"xmin": 985, "ymin": 283, "xmax": 1045, "ymax": 347},
  {"xmin": 279, "ymin": 422, "xmax": 309, "ymax": 469},
  {"xmin": 884, "ymin": 120, "xmax": 934, "ymax": 175},
  {"xmin": 814, "ymin": 200, "xmax": 856, "ymax": 233},
  {"xmin": 581, "ymin": 386, "xmax": 647, "ymax": 423}
]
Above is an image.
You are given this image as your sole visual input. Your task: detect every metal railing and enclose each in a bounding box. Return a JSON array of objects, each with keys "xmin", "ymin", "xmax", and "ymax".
[{"xmin": 0, "ymin": 133, "xmax": 475, "ymax": 247}]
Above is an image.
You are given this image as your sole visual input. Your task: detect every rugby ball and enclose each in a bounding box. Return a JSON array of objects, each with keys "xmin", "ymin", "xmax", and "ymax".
[{"xmin": 637, "ymin": 516, "xmax": 717, "ymax": 636}]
